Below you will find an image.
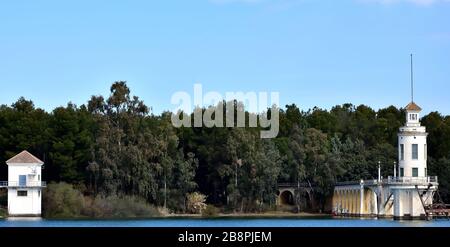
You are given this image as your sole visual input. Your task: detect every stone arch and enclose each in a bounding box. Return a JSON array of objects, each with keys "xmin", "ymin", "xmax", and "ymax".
[
  {"xmin": 365, "ymin": 187, "xmax": 378, "ymax": 215},
  {"xmin": 279, "ymin": 190, "xmax": 295, "ymax": 205}
]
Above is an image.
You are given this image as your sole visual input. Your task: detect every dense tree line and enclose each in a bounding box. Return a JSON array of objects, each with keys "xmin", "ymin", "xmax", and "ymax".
[{"xmin": 1, "ymin": 81, "xmax": 450, "ymax": 213}]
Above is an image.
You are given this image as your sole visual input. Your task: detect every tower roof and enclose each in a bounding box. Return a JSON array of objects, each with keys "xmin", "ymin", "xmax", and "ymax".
[
  {"xmin": 6, "ymin": 150, "xmax": 44, "ymax": 164},
  {"xmin": 405, "ymin": 102, "xmax": 422, "ymax": 111}
]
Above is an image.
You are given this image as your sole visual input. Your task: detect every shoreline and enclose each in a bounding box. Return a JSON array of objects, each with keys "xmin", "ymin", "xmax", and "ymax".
[
  {"xmin": 163, "ymin": 212, "xmax": 330, "ymax": 219},
  {"xmin": 0, "ymin": 212, "xmax": 330, "ymax": 221}
]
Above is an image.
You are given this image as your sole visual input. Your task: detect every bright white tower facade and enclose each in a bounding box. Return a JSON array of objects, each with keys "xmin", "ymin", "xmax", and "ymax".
[
  {"xmin": 1, "ymin": 151, "xmax": 46, "ymax": 216},
  {"xmin": 398, "ymin": 102, "xmax": 428, "ymax": 178}
]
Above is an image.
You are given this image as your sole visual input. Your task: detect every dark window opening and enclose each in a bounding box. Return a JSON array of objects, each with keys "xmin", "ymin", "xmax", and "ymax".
[
  {"xmin": 412, "ymin": 144, "xmax": 418, "ymax": 160},
  {"xmin": 17, "ymin": 191, "xmax": 28, "ymax": 197},
  {"xmin": 412, "ymin": 168, "xmax": 419, "ymax": 177},
  {"xmin": 400, "ymin": 144, "xmax": 405, "ymax": 161}
]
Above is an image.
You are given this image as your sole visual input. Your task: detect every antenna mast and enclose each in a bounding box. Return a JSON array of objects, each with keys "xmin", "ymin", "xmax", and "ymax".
[{"xmin": 410, "ymin": 54, "xmax": 414, "ymax": 103}]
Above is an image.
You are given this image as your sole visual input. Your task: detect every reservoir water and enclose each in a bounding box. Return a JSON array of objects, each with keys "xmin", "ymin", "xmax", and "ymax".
[{"xmin": 1, "ymin": 217, "xmax": 450, "ymax": 227}]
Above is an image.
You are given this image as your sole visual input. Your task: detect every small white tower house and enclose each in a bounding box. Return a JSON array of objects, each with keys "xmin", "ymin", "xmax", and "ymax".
[
  {"xmin": 1, "ymin": 151, "xmax": 46, "ymax": 216},
  {"xmin": 398, "ymin": 103, "xmax": 428, "ymax": 178}
]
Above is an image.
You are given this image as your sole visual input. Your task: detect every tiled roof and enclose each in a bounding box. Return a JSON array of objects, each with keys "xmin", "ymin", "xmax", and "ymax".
[
  {"xmin": 6, "ymin": 150, "xmax": 44, "ymax": 164},
  {"xmin": 405, "ymin": 102, "xmax": 422, "ymax": 111}
]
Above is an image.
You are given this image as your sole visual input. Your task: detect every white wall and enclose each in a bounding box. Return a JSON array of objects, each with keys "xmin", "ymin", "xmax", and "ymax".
[
  {"xmin": 393, "ymin": 188, "xmax": 431, "ymax": 218},
  {"xmin": 398, "ymin": 127, "xmax": 428, "ymax": 177},
  {"xmin": 8, "ymin": 164, "xmax": 42, "ymax": 185},
  {"xmin": 8, "ymin": 188, "xmax": 41, "ymax": 215},
  {"xmin": 7, "ymin": 163, "xmax": 42, "ymax": 216}
]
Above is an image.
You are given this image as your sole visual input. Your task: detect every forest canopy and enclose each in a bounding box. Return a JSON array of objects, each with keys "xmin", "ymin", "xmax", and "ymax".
[{"xmin": 1, "ymin": 81, "xmax": 450, "ymax": 213}]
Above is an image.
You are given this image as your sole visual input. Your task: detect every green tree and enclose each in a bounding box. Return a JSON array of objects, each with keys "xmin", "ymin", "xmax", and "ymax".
[
  {"xmin": 302, "ymin": 128, "xmax": 335, "ymax": 211},
  {"xmin": 49, "ymin": 103, "xmax": 94, "ymax": 183},
  {"xmin": 0, "ymin": 98, "xmax": 50, "ymax": 181}
]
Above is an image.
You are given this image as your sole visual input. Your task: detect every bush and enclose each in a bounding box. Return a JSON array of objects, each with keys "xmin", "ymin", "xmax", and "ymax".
[
  {"xmin": 0, "ymin": 207, "xmax": 6, "ymax": 218},
  {"xmin": 186, "ymin": 192, "xmax": 207, "ymax": 214},
  {"xmin": 202, "ymin": 205, "xmax": 220, "ymax": 217},
  {"xmin": 83, "ymin": 195, "xmax": 161, "ymax": 218},
  {"xmin": 165, "ymin": 190, "xmax": 187, "ymax": 213},
  {"xmin": 42, "ymin": 183, "xmax": 161, "ymax": 219},
  {"xmin": 43, "ymin": 182, "xmax": 85, "ymax": 218},
  {"xmin": 0, "ymin": 190, "xmax": 7, "ymax": 206}
]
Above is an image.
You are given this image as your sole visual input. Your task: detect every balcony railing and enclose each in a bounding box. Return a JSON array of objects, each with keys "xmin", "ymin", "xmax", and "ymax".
[
  {"xmin": 0, "ymin": 181, "xmax": 47, "ymax": 188},
  {"xmin": 278, "ymin": 182, "xmax": 310, "ymax": 188},
  {"xmin": 385, "ymin": 176, "xmax": 438, "ymax": 185},
  {"xmin": 335, "ymin": 176, "xmax": 438, "ymax": 187}
]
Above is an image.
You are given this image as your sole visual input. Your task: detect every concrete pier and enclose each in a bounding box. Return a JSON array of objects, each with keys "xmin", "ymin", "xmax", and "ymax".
[{"xmin": 333, "ymin": 176, "xmax": 438, "ymax": 219}]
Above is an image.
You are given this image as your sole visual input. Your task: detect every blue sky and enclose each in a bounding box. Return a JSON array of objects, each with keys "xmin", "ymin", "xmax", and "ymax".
[{"xmin": 1, "ymin": 0, "xmax": 449, "ymax": 115}]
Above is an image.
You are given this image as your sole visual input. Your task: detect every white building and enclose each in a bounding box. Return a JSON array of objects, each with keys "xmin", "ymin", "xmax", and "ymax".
[
  {"xmin": 391, "ymin": 101, "xmax": 437, "ymax": 219},
  {"xmin": 398, "ymin": 102, "xmax": 428, "ymax": 178},
  {"xmin": 332, "ymin": 101, "xmax": 439, "ymax": 220},
  {"xmin": 0, "ymin": 151, "xmax": 46, "ymax": 217}
]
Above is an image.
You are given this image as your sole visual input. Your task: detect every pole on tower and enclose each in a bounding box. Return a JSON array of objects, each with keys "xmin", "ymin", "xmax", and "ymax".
[{"xmin": 410, "ymin": 54, "xmax": 414, "ymax": 103}]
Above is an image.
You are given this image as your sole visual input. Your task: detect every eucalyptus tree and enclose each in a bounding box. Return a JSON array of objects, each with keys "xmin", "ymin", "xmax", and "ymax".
[{"xmin": 87, "ymin": 81, "xmax": 159, "ymax": 200}]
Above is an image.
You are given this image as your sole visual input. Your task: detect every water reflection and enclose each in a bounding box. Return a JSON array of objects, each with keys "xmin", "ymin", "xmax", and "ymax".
[{"xmin": 0, "ymin": 218, "xmax": 449, "ymax": 227}]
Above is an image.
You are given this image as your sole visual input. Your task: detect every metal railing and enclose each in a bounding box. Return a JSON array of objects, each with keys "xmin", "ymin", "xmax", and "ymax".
[
  {"xmin": 385, "ymin": 176, "xmax": 438, "ymax": 185},
  {"xmin": 335, "ymin": 180, "xmax": 368, "ymax": 186},
  {"xmin": 0, "ymin": 181, "xmax": 47, "ymax": 188},
  {"xmin": 335, "ymin": 176, "xmax": 438, "ymax": 187},
  {"xmin": 278, "ymin": 183, "xmax": 310, "ymax": 188}
]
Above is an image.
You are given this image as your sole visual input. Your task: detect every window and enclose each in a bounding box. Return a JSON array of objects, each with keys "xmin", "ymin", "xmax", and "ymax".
[
  {"xmin": 412, "ymin": 144, "xmax": 418, "ymax": 160},
  {"xmin": 38, "ymin": 191, "xmax": 41, "ymax": 197},
  {"xmin": 410, "ymin": 114, "xmax": 418, "ymax": 121},
  {"xmin": 400, "ymin": 144, "xmax": 405, "ymax": 161},
  {"xmin": 38, "ymin": 175, "xmax": 41, "ymax": 181},
  {"xmin": 412, "ymin": 168, "xmax": 419, "ymax": 177},
  {"xmin": 17, "ymin": 191, "xmax": 28, "ymax": 197},
  {"xmin": 400, "ymin": 168, "xmax": 404, "ymax": 177},
  {"xmin": 424, "ymin": 144, "xmax": 427, "ymax": 159},
  {"xmin": 19, "ymin": 175, "xmax": 27, "ymax": 186}
]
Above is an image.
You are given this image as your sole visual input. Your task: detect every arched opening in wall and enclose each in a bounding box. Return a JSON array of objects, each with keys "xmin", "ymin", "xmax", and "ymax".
[{"xmin": 279, "ymin": 190, "xmax": 295, "ymax": 205}]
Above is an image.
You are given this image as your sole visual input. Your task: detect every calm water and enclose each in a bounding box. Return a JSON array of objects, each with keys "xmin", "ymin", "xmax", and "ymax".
[{"xmin": 1, "ymin": 217, "xmax": 450, "ymax": 227}]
